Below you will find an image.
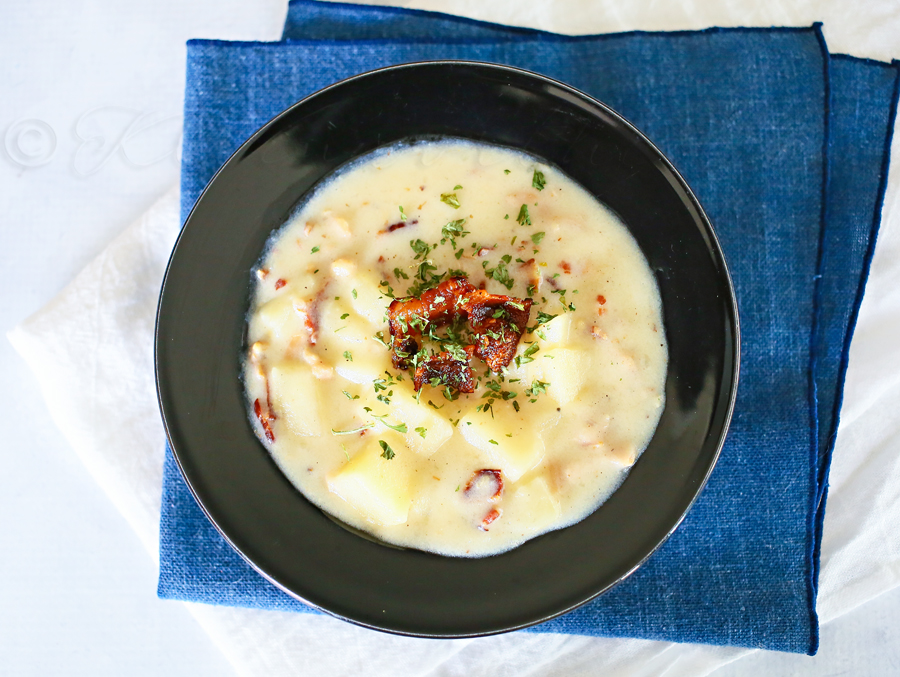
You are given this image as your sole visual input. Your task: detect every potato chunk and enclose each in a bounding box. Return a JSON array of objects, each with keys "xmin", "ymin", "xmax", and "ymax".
[
  {"xmin": 254, "ymin": 294, "xmax": 304, "ymax": 341},
  {"xmin": 522, "ymin": 348, "xmax": 587, "ymax": 406},
  {"xmin": 510, "ymin": 474, "xmax": 561, "ymax": 531},
  {"xmin": 383, "ymin": 384, "xmax": 453, "ymax": 457},
  {"xmin": 327, "ymin": 436, "xmax": 416, "ymax": 526},
  {"xmin": 347, "ymin": 269, "xmax": 391, "ymax": 327},
  {"xmin": 459, "ymin": 400, "xmax": 560, "ymax": 481},
  {"xmin": 268, "ymin": 363, "xmax": 323, "ymax": 436}
]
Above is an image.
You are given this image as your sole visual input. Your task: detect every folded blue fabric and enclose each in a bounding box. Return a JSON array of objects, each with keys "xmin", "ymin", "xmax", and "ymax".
[{"xmin": 159, "ymin": 0, "xmax": 900, "ymax": 654}]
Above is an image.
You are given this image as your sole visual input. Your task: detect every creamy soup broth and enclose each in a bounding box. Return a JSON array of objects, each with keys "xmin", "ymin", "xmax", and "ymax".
[{"xmin": 243, "ymin": 140, "xmax": 667, "ymax": 557}]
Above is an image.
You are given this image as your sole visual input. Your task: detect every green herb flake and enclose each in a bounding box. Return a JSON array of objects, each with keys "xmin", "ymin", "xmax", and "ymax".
[
  {"xmin": 342, "ymin": 390, "xmax": 359, "ymax": 400},
  {"xmin": 331, "ymin": 422, "xmax": 375, "ymax": 435},
  {"xmin": 453, "ymin": 184, "xmax": 463, "ymax": 190},
  {"xmin": 532, "ymin": 169, "xmax": 546, "ymax": 191},
  {"xmin": 379, "ymin": 440, "xmax": 396, "ymax": 460},
  {"xmin": 526, "ymin": 379, "xmax": 551, "ymax": 397},
  {"xmin": 516, "ymin": 204, "xmax": 532, "ymax": 226},
  {"xmin": 311, "ymin": 246, "xmax": 320, "ymax": 254},
  {"xmin": 342, "ymin": 443, "xmax": 350, "ymax": 461},
  {"xmin": 371, "ymin": 414, "xmax": 408, "ymax": 434},
  {"xmin": 488, "ymin": 439, "xmax": 499, "ymax": 445},
  {"xmin": 531, "ymin": 231, "xmax": 545, "ymax": 245},
  {"xmin": 415, "ymin": 426, "xmax": 427, "ymax": 438},
  {"xmin": 343, "ymin": 350, "xmax": 353, "ymax": 362},
  {"xmin": 351, "ymin": 288, "xmax": 358, "ymax": 299},
  {"xmin": 340, "ymin": 313, "xmax": 349, "ymax": 320},
  {"xmin": 504, "ymin": 169, "xmax": 511, "ymax": 175},
  {"xmin": 441, "ymin": 192, "xmax": 461, "ymax": 209},
  {"xmin": 399, "ymin": 205, "xmax": 408, "ymax": 221}
]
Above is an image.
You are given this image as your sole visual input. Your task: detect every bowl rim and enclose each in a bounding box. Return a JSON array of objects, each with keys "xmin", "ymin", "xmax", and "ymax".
[{"xmin": 155, "ymin": 58, "xmax": 741, "ymax": 637}]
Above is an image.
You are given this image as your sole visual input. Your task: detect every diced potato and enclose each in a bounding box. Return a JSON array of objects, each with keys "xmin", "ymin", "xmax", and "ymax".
[
  {"xmin": 382, "ymin": 383, "xmax": 453, "ymax": 457},
  {"xmin": 254, "ymin": 294, "xmax": 305, "ymax": 341},
  {"xmin": 334, "ymin": 348, "xmax": 390, "ymax": 385},
  {"xmin": 523, "ymin": 348, "xmax": 587, "ymax": 406},
  {"xmin": 535, "ymin": 314, "xmax": 572, "ymax": 348},
  {"xmin": 319, "ymin": 296, "xmax": 372, "ymax": 345},
  {"xmin": 346, "ymin": 269, "xmax": 391, "ymax": 327},
  {"xmin": 459, "ymin": 400, "xmax": 560, "ymax": 481},
  {"xmin": 511, "ymin": 474, "xmax": 561, "ymax": 530},
  {"xmin": 327, "ymin": 436, "xmax": 416, "ymax": 526},
  {"xmin": 268, "ymin": 363, "xmax": 322, "ymax": 436}
]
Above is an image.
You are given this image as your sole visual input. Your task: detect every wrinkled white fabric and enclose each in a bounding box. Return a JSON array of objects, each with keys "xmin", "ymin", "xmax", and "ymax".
[{"xmin": 8, "ymin": 1, "xmax": 900, "ymax": 676}]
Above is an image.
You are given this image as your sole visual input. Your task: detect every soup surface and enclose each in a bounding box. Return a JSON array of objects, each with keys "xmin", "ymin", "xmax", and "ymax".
[{"xmin": 243, "ymin": 140, "xmax": 667, "ymax": 557}]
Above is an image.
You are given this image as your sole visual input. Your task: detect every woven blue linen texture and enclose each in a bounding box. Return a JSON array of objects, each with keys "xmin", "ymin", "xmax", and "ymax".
[{"xmin": 158, "ymin": 0, "xmax": 900, "ymax": 654}]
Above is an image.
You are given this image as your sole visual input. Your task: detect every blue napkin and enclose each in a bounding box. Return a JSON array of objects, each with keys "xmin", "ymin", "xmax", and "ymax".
[{"xmin": 159, "ymin": 0, "xmax": 900, "ymax": 654}]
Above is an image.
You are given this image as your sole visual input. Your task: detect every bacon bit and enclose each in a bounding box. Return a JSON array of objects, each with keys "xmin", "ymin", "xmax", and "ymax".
[
  {"xmin": 256, "ymin": 268, "xmax": 269, "ymax": 280},
  {"xmin": 414, "ymin": 349, "xmax": 475, "ymax": 393},
  {"xmin": 387, "ymin": 276, "xmax": 532, "ymax": 376},
  {"xmin": 590, "ymin": 326, "xmax": 608, "ymax": 340},
  {"xmin": 545, "ymin": 274, "xmax": 560, "ymax": 290},
  {"xmin": 253, "ymin": 398, "xmax": 276, "ymax": 442},
  {"xmin": 464, "ymin": 469, "xmax": 503, "ymax": 500},
  {"xmin": 274, "ymin": 278, "xmax": 286, "ymax": 290},
  {"xmin": 378, "ymin": 255, "xmax": 385, "ymax": 263},
  {"xmin": 384, "ymin": 218, "xmax": 418, "ymax": 234},
  {"xmin": 519, "ymin": 258, "xmax": 541, "ymax": 292},
  {"xmin": 462, "ymin": 290, "xmax": 533, "ymax": 372},
  {"xmin": 387, "ymin": 277, "xmax": 476, "ymax": 369},
  {"xmin": 480, "ymin": 508, "xmax": 501, "ymax": 531},
  {"xmin": 419, "ymin": 185, "xmax": 425, "ymax": 191},
  {"xmin": 560, "ymin": 261, "xmax": 572, "ymax": 274},
  {"xmin": 597, "ymin": 295, "xmax": 606, "ymax": 305},
  {"xmin": 476, "ymin": 247, "xmax": 493, "ymax": 257}
]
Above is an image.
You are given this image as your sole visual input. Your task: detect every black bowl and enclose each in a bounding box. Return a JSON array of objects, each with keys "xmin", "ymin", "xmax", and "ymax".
[{"xmin": 155, "ymin": 61, "xmax": 739, "ymax": 637}]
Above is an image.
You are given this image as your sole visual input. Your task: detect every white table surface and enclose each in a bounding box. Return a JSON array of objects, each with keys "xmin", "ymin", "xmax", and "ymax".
[{"xmin": 3, "ymin": 1, "xmax": 900, "ymax": 674}]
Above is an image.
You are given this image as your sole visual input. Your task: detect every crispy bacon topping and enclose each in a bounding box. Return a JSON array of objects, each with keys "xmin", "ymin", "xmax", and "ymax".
[
  {"xmin": 461, "ymin": 290, "xmax": 533, "ymax": 372},
  {"xmin": 274, "ymin": 278, "xmax": 286, "ymax": 290},
  {"xmin": 387, "ymin": 277, "xmax": 475, "ymax": 369},
  {"xmin": 481, "ymin": 508, "xmax": 501, "ymax": 531},
  {"xmin": 464, "ymin": 469, "xmax": 503, "ymax": 501},
  {"xmin": 384, "ymin": 219, "xmax": 418, "ymax": 233},
  {"xmin": 414, "ymin": 349, "xmax": 476, "ymax": 393},
  {"xmin": 386, "ymin": 276, "xmax": 532, "ymax": 386},
  {"xmin": 253, "ymin": 398, "xmax": 276, "ymax": 442}
]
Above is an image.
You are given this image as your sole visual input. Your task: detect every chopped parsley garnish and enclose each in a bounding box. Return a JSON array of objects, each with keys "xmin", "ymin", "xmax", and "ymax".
[
  {"xmin": 532, "ymin": 169, "xmax": 546, "ymax": 191},
  {"xmin": 393, "ymin": 267, "xmax": 409, "ymax": 280},
  {"xmin": 488, "ymin": 439, "xmax": 499, "ymax": 445},
  {"xmin": 526, "ymin": 379, "xmax": 550, "ymax": 396},
  {"xmin": 531, "ymin": 231, "xmax": 545, "ymax": 244},
  {"xmin": 441, "ymin": 192, "xmax": 461, "ymax": 209},
  {"xmin": 399, "ymin": 205, "xmax": 408, "ymax": 221},
  {"xmin": 373, "ymin": 331, "xmax": 389, "ymax": 348},
  {"xmin": 340, "ymin": 313, "xmax": 349, "ymax": 320},
  {"xmin": 371, "ymin": 414, "xmax": 408, "ymax": 433},
  {"xmin": 311, "ymin": 246, "xmax": 320, "ymax": 253},
  {"xmin": 504, "ymin": 169, "xmax": 511, "ymax": 174},
  {"xmin": 351, "ymin": 288, "xmax": 358, "ymax": 299},
  {"xmin": 515, "ymin": 342, "xmax": 540, "ymax": 367},
  {"xmin": 410, "ymin": 238, "xmax": 432, "ymax": 259},
  {"xmin": 331, "ymin": 422, "xmax": 374, "ymax": 435},
  {"xmin": 440, "ymin": 219, "xmax": 469, "ymax": 248},
  {"xmin": 453, "ymin": 184, "xmax": 463, "ymax": 190},
  {"xmin": 482, "ymin": 259, "xmax": 514, "ymax": 290},
  {"xmin": 342, "ymin": 350, "xmax": 353, "ymax": 361},
  {"xmin": 342, "ymin": 390, "xmax": 359, "ymax": 400},
  {"xmin": 415, "ymin": 426, "xmax": 427, "ymax": 438},
  {"xmin": 537, "ymin": 310, "xmax": 557, "ymax": 324},
  {"xmin": 516, "ymin": 204, "xmax": 532, "ymax": 226},
  {"xmin": 379, "ymin": 440, "xmax": 396, "ymax": 460}
]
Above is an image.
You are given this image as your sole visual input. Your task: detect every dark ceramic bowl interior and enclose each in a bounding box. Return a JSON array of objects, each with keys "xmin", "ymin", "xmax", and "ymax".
[{"xmin": 156, "ymin": 61, "xmax": 739, "ymax": 637}]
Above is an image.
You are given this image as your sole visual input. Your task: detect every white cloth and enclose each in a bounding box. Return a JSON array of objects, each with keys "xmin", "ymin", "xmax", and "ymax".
[{"xmin": 8, "ymin": 1, "xmax": 900, "ymax": 675}]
